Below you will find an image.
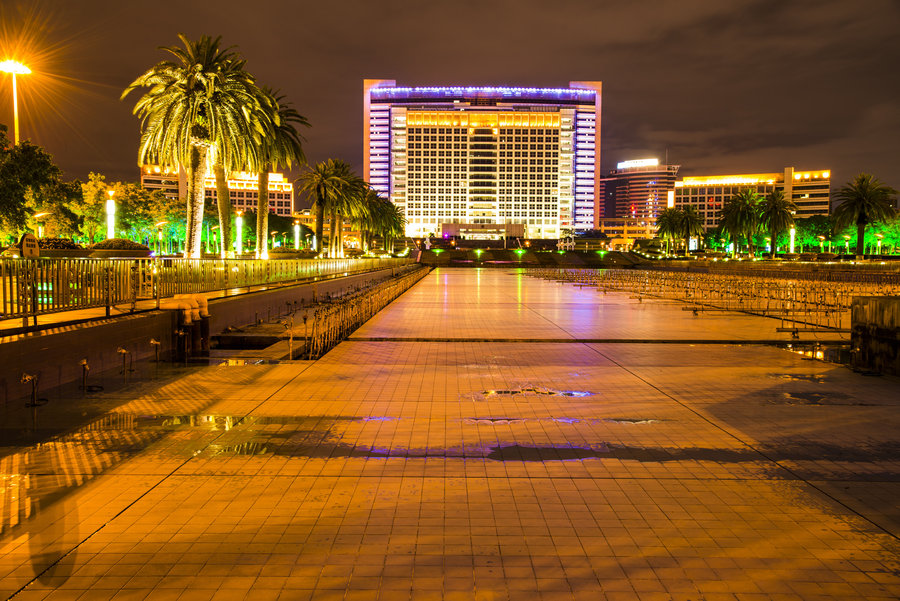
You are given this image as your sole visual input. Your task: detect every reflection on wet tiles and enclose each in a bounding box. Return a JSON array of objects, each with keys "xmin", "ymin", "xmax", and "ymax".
[
  {"xmin": 553, "ymin": 417, "xmax": 581, "ymax": 424},
  {"xmin": 769, "ymin": 373, "xmax": 828, "ymax": 383},
  {"xmin": 603, "ymin": 418, "xmax": 661, "ymax": 424}
]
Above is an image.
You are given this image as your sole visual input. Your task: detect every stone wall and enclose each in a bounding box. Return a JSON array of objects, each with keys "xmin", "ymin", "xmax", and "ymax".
[{"xmin": 851, "ymin": 296, "xmax": 900, "ymax": 376}]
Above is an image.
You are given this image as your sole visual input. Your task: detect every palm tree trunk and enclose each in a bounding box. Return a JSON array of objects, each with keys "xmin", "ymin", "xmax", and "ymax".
[
  {"xmin": 186, "ymin": 144, "xmax": 208, "ymax": 258},
  {"xmin": 212, "ymin": 162, "xmax": 233, "ymax": 258},
  {"xmin": 856, "ymin": 218, "xmax": 866, "ymax": 258},
  {"xmin": 314, "ymin": 200, "xmax": 324, "ymax": 255},
  {"xmin": 256, "ymin": 169, "xmax": 270, "ymax": 258},
  {"xmin": 335, "ymin": 213, "xmax": 344, "ymax": 258},
  {"xmin": 770, "ymin": 226, "xmax": 776, "ymax": 259}
]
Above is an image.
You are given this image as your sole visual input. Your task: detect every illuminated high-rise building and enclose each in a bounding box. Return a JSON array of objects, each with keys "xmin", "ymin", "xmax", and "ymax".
[
  {"xmin": 674, "ymin": 167, "xmax": 831, "ymax": 231},
  {"xmin": 364, "ymin": 80, "xmax": 602, "ymax": 238},
  {"xmin": 601, "ymin": 159, "xmax": 680, "ymax": 221}
]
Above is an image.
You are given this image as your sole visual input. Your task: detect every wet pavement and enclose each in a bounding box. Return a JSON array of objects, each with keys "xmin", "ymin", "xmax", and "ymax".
[{"xmin": 1, "ymin": 268, "xmax": 898, "ymax": 600}]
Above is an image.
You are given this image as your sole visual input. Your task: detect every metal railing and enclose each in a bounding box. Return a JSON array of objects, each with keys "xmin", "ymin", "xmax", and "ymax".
[{"xmin": 1, "ymin": 256, "xmax": 414, "ymax": 328}]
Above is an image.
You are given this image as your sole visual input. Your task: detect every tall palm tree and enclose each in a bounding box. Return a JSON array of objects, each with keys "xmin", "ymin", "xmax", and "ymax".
[
  {"xmin": 719, "ymin": 188, "xmax": 761, "ymax": 257},
  {"xmin": 297, "ymin": 159, "xmax": 357, "ymax": 256},
  {"xmin": 123, "ymin": 34, "xmax": 267, "ymax": 258},
  {"xmin": 758, "ymin": 189, "xmax": 797, "ymax": 258},
  {"xmin": 832, "ymin": 173, "xmax": 897, "ymax": 258},
  {"xmin": 678, "ymin": 206, "xmax": 705, "ymax": 257},
  {"xmin": 654, "ymin": 207, "xmax": 681, "ymax": 256},
  {"xmin": 254, "ymin": 89, "xmax": 309, "ymax": 258},
  {"xmin": 326, "ymin": 163, "xmax": 366, "ymax": 258}
]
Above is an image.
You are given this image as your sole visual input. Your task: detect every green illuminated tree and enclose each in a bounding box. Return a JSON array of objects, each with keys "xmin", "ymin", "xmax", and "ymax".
[
  {"xmin": 719, "ymin": 188, "xmax": 761, "ymax": 256},
  {"xmin": 678, "ymin": 205, "xmax": 705, "ymax": 256},
  {"xmin": 758, "ymin": 188, "xmax": 798, "ymax": 258},
  {"xmin": 654, "ymin": 207, "xmax": 681, "ymax": 255},
  {"xmin": 123, "ymin": 34, "xmax": 269, "ymax": 258},
  {"xmin": 832, "ymin": 173, "xmax": 897, "ymax": 258},
  {"xmin": 0, "ymin": 125, "xmax": 61, "ymax": 240},
  {"xmin": 297, "ymin": 159, "xmax": 361, "ymax": 256}
]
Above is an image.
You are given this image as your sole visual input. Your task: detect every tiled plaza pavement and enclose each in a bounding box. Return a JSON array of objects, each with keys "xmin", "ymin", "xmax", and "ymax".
[{"xmin": 1, "ymin": 268, "xmax": 898, "ymax": 600}]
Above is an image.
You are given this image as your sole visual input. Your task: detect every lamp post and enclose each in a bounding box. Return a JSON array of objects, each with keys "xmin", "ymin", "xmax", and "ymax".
[
  {"xmin": 789, "ymin": 227, "xmax": 795, "ymax": 254},
  {"xmin": 0, "ymin": 60, "xmax": 31, "ymax": 145},
  {"xmin": 156, "ymin": 221, "xmax": 168, "ymax": 256},
  {"xmin": 844, "ymin": 235, "xmax": 851, "ymax": 254},
  {"xmin": 876, "ymin": 233, "xmax": 883, "ymax": 256},
  {"xmin": 106, "ymin": 190, "xmax": 116, "ymax": 239},
  {"xmin": 817, "ymin": 235, "xmax": 825, "ymax": 253},
  {"xmin": 293, "ymin": 221, "xmax": 300, "ymax": 250}
]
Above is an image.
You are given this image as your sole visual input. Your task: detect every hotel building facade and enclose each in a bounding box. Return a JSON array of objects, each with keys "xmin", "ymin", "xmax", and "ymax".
[
  {"xmin": 364, "ymin": 80, "xmax": 602, "ymax": 239},
  {"xmin": 673, "ymin": 167, "xmax": 831, "ymax": 231}
]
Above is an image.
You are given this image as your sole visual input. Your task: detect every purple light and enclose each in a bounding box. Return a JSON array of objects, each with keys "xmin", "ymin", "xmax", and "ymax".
[{"xmin": 370, "ymin": 86, "xmax": 597, "ymax": 102}]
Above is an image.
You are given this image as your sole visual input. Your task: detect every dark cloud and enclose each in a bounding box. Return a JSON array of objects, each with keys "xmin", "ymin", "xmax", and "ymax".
[{"xmin": 1, "ymin": 0, "xmax": 897, "ymax": 189}]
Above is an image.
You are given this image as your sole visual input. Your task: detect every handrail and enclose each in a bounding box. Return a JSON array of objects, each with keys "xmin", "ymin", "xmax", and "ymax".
[{"xmin": 0, "ymin": 257, "xmax": 414, "ymax": 327}]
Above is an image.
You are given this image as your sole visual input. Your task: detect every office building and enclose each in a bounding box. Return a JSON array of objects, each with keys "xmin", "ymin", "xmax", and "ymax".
[
  {"xmin": 674, "ymin": 167, "xmax": 831, "ymax": 231},
  {"xmin": 203, "ymin": 171, "xmax": 294, "ymax": 218},
  {"xmin": 364, "ymin": 80, "xmax": 602, "ymax": 238},
  {"xmin": 600, "ymin": 159, "xmax": 679, "ymax": 222},
  {"xmin": 140, "ymin": 167, "xmax": 294, "ymax": 217},
  {"xmin": 140, "ymin": 165, "xmax": 181, "ymax": 200}
]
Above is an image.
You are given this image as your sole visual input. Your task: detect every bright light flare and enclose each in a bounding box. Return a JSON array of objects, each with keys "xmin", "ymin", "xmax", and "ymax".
[{"xmin": 0, "ymin": 59, "xmax": 30, "ymax": 74}]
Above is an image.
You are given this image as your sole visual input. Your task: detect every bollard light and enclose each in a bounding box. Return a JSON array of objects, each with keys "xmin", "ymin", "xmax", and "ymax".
[
  {"xmin": 106, "ymin": 190, "xmax": 116, "ymax": 239},
  {"xmin": 235, "ymin": 212, "xmax": 243, "ymax": 256},
  {"xmin": 294, "ymin": 221, "xmax": 300, "ymax": 250}
]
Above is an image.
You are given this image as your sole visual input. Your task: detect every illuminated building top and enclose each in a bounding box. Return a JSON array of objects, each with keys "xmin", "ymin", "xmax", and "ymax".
[
  {"xmin": 616, "ymin": 158, "xmax": 660, "ymax": 170},
  {"xmin": 370, "ymin": 86, "xmax": 597, "ymax": 104},
  {"xmin": 676, "ymin": 170, "xmax": 830, "ymax": 187}
]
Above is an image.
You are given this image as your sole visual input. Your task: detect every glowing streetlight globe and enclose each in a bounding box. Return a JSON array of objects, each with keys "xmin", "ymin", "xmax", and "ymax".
[{"xmin": 0, "ymin": 59, "xmax": 31, "ymax": 145}]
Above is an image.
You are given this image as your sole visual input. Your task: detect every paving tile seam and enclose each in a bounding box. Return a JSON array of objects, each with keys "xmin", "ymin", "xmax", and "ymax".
[
  {"xmin": 6, "ymin": 360, "xmax": 321, "ymax": 598},
  {"xmin": 346, "ymin": 337, "xmax": 847, "ymax": 344},
  {"xmin": 585, "ymin": 344, "xmax": 900, "ymax": 543}
]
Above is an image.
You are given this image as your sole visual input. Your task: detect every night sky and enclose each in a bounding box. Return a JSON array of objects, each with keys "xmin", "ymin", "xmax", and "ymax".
[{"xmin": 2, "ymin": 0, "xmax": 899, "ymax": 196}]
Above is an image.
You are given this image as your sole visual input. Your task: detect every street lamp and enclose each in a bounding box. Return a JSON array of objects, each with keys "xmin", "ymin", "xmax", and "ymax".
[
  {"xmin": 817, "ymin": 235, "xmax": 825, "ymax": 253},
  {"xmin": 876, "ymin": 233, "xmax": 883, "ymax": 255},
  {"xmin": 0, "ymin": 59, "xmax": 31, "ymax": 145},
  {"xmin": 106, "ymin": 190, "xmax": 116, "ymax": 239},
  {"xmin": 844, "ymin": 235, "xmax": 851, "ymax": 254}
]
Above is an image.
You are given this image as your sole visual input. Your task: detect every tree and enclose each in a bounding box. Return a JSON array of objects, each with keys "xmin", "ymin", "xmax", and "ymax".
[
  {"xmin": 758, "ymin": 188, "xmax": 798, "ymax": 258},
  {"xmin": 297, "ymin": 159, "xmax": 361, "ymax": 256},
  {"xmin": 654, "ymin": 207, "xmax": 681, "ymax": 255},
  {"xmin": 719, "ymin": 188, "xmax": 761, "ymax": 256},
  {"xmin": 26, "ymin": 180, "xmax": 82, "ymax": 239},
  {"xmin": 0, "ymin": 124, "xmax": 61, "ymax": 241},
  {"xmin": 678, "ymin": 206, "xmax": 704, "ymax": 256},
  {"xmin": 123, "ymin": 34, "xmax": 270, "ymax": 258},
  {"xmin": 832, "ymin": 173, "xmax": 898, "ymax": 258},
  {"xmin": 254, "ymin": 89, "xmax": 309, "ymax": 258}
]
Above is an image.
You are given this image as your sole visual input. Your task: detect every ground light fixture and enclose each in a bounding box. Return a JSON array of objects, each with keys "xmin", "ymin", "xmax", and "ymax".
[{"xmin": 0, "ymin": 59, "xmax": 31, "ymax": 144}]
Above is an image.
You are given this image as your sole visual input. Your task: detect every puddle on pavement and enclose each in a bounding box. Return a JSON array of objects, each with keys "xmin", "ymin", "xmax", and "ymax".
[
  {"xmin": 468, "ymin": 387, "xmax": 594, "ymax": 400},
  {"xmin": 776, "ymin": 391, "xmax": 874, "ymax": 406},
  {"xmin": 464, "ymin": 418, "xmax": 524, "ymax": 425}
]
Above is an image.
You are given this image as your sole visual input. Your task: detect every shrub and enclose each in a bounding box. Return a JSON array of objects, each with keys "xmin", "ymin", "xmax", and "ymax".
[
  {"xmin": 89, "ymin": 238, "xmax": 150, "ymax": 250},
  {"xmin": 38, "ymin": 237, "xmax": 84, "ymax": 250}
]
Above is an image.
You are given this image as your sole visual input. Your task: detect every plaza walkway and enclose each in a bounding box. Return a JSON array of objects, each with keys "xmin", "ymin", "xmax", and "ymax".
[{"xmin": 1, "ymin": 268, "xmax": 898, "ymax": 600}]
